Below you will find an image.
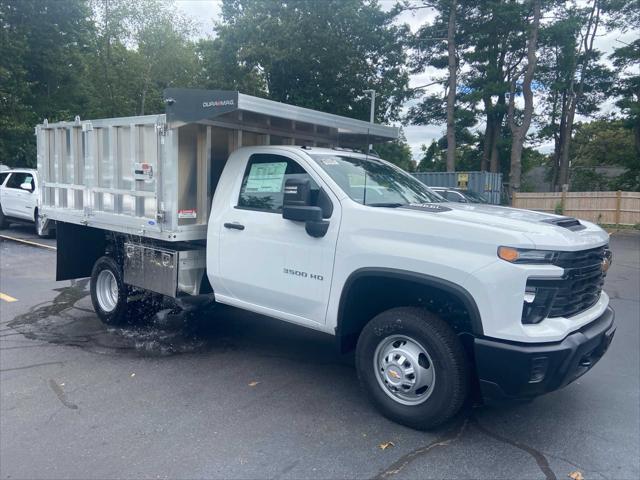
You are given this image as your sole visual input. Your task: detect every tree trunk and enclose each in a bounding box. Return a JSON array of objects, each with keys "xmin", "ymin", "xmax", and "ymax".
[
  {"xmin": 445, "ymin": 0, "xmax": 457, "ymax": 172},
  {"xmin": 481, "ymin": 115, "xmax": 492, "ymax": 172},
  {"xmin": 481, "ymin": 95, "xmax": 493, "ymax": 171},
  {"xmin": 509, "ymin": 0, "xmax": 541, "ymax": 196},
  {"xmin": 489, "ymin": 115, "xmax": 502, "ymax": 173},
  {"xmin": 556, "ymin": 0, "xmax": 601, "ymax": 190}
]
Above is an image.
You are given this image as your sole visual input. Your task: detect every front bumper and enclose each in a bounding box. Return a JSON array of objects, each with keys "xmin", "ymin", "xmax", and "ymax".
[{"xmin": 474, "ymin": 306, "xmax": 615, "ymax": 402}]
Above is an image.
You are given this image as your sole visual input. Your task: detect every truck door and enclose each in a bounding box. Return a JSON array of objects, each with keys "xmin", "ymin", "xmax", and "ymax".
[{"xmin": 216, "ymin": 152, "xmax": 341, "ymax": 327}]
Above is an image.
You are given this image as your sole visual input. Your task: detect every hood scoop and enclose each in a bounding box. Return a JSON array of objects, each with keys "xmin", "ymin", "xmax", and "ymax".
[{"xmin": 541, "ymin": 216, "xmax": 586, "ymax": 231}]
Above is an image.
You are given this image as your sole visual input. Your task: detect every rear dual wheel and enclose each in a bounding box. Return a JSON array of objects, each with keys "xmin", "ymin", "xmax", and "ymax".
[
  {"xmin": 356, "ymin": 307, "xmax": 468, "ymax": 430},
  {"xmin": 90, "ymin": 255, "xmax": 165, "ymax": 326},
  {"xmin": 90, "ymin": 256, "xmax": 130, "ymax": 325}
]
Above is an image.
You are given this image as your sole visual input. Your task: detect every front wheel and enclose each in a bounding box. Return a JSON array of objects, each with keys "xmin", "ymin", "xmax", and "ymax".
[{"xmin": 355, "ymin": 307, "xmax": 468, "ymax": 430}]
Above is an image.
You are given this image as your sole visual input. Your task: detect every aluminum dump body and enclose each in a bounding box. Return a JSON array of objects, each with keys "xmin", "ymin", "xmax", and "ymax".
[{"xmin": 37, "ymin": 89, "xmax": 398, "ymax": 241}]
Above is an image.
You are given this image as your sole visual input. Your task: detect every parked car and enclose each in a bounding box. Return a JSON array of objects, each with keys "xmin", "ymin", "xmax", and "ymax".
[
  {"xmin": 431, "ymin": 187, "xmax": 489, "ymax": 204},
  {"xmin": 0, "ymin": 168, "xmax": 54, "ymax": 237}
]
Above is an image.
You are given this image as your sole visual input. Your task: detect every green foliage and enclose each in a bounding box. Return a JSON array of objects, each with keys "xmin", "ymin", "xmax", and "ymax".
[
  {"xmin": 0, "ymin": 0, "xmax": 636, "ymax": 190},
  {"xmin": 554, "ymin": 201, "xmax": 563, "ymax": 215},
  {"xmin": 569, "ymin": 120, "xmax": 639, "ymax": 191},
  {"xmin": 0, "ymin": 0, "xmax": 93, "ymax": 166},
  {"xmin": 215, "ymin": 0, "xmax": 411, "ymax": 122},
  {"xmin": 416, "ymin": 141, "xmax": 441, "ymax": 172},
  {"xmin": 1, "ymin": 0, "xmax": 412, "ymax": 168},
  {"xmin": 375, "ymin": 131, "xmax": 415, "ymax": 171}
]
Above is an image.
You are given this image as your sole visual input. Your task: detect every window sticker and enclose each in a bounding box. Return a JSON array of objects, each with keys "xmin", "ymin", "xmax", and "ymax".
[
  {"xmin": 347, "ymin": 173, "xmax": 366, "ymax": 187},
  {"xmin": 245, "ymin": 162, "xmax": 287, "ymax": 193}
]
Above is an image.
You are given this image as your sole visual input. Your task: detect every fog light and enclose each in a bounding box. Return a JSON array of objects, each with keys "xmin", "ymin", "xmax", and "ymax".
[{"xmin": 529, "ymin": 356, "xmax": 549, "ymax": 383}]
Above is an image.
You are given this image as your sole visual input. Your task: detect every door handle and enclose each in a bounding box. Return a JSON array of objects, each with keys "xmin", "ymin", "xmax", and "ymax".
[{"xmin": 224, "ymin": 222, "xmax": 245, "ymax": 231}]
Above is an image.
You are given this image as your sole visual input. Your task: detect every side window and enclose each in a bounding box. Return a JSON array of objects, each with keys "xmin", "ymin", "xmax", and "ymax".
[
  {"xmin": 238, "ymin": 154, "xmax": 319, "ymax": 213},
  {"xmin": 5, "ymin": 173, "xmax": 28, "ymax": 189},
  {"xmin": 0, "ymin": 172, "xmax": 9, "ymax": 186},
  {"xmin": 444, "ymin": 190, "xmax": 463, "ymax": 202}
]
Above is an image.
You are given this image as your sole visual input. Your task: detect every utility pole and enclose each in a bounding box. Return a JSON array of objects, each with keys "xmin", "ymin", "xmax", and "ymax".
[{"xmin": 363, "ymin": 89, "xmax": 376, "ymax": 153}]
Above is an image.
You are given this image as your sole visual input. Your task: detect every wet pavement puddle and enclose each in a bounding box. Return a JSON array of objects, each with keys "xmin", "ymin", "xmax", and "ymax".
[{"xmin": 7, "ymin": 280, "xmax": 233, "ymax": 357}]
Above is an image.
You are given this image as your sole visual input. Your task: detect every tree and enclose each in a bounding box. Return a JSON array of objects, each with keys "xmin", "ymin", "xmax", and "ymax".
[
  {"xmin": 609, "ymin": 0, "xmax": 640, "ymax": 160},
  {"xmin": 409, "ymin": 0, "xmax": 468, "ymax": 172},
  {"xmin": 569, "ymin": 119, "xmax": 639, "ymax": 190},
  {"xmin": 214, "ymin": 0, "xmax": 411, "ymax": 123},
  {"xmin": 375, "ymin": 131, "xmax": 415, "ymax": 171},
  {"xmin": 0, "ymin": 0, "xmax": 94, "ymax": 167},
  {"xmin": 136, "ymin": 11, "xmax": 199, "ymax": 115},
  {"xmin": 460, "ymin": 1, "xmax": 529, "ymax": 173},
  {"xmin": 196, "ymin": 38, "xmax": 265, "ymax": 95},
  {"xmin": 87, "ymin": 0, "xmax": 199, "ymax": 117},
  {"xmin": 508, "ymin": 0, "xmax": 541, "ymax": 195},
  {"xmin": 417, "ymin": 140, "xmax": 441, "ymax": 171},
  {"xmin": 556, "ymin": 0, "xmax": 602, "ymax": 188},
  {"xmin": 445, "ymin": 0, "xmax": 457, "ymax": 172}
]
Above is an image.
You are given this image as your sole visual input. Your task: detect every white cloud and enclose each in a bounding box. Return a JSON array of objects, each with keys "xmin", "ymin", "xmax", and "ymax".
[{"xmin": 175, "ymin": 0, "xmax": 221, "ymax": 38}]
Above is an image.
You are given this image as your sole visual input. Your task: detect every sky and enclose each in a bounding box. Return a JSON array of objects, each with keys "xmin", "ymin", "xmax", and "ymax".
[{"xmin": 174, "ymin": 0, "xmax": 637, "ymax": 161}]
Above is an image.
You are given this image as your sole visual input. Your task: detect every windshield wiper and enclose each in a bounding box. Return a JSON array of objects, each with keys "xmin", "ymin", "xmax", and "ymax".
[{"xmin": 366, "ymin": 202, "xmax": 406, "ymax": 208}]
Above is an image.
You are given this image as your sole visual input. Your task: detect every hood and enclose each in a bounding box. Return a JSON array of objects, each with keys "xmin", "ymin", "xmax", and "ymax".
[{"xmin": 399, "ymin": 202, "xmax": 609, "ymax": 250}]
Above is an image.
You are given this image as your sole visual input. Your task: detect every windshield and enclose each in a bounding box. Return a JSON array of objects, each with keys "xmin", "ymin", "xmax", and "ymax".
[{"xmin": 309, "ymin": 154, "xmax": 444, "ymax": 206}]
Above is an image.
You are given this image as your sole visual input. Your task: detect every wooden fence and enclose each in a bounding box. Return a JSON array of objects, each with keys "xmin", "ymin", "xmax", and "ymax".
[{"xmin": 512, "ymin": 191, "xmax": 640, "ymax": 226}]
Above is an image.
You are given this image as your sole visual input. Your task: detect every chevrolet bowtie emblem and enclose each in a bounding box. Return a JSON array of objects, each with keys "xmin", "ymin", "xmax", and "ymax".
[
  {"xmin": 388, "ymin": 370, "xmax": 401, "ymax": 379},
  {"xmin": 602, "ymin": 257, "xmax": 610, "ymax": 273}
]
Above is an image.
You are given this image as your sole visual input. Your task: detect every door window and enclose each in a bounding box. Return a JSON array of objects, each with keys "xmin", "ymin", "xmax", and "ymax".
[
  {"xmin": 444, "ymin": 190, "xmax": 464, "ymax": 202},
  {"xmin": 5, "ymin": 172, "xmax": 34, "ymax": 190},
  {"xmin": 237, "ymin": 154, "xmax": 319, "ymax": 213},
  {"xmin": 0, "ymin": 172, "xmax": 9, "ymax": 186}
]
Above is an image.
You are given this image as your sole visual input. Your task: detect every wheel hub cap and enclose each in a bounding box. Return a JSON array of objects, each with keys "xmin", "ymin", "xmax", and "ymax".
[
  {"xmin": 96, "ymin": 270, "xmax": 118, "ymax": 313},
  {"xmin": 374, "ymin": 335, "xmax": 436, "ymax": 405}
]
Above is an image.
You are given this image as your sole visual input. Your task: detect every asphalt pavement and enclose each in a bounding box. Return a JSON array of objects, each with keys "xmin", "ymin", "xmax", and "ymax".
[{"xmin": 1, "ymin": 222, "xmax": 638, "ymax": 480}]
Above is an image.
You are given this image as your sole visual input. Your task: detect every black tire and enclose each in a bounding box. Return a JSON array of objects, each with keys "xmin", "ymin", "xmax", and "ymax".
[
  {"xmin": 90, "ymin": 256, "xmax": 130, "ymax": 325},
  {"xmin": 0, "ymin": 204, "xmax": 8, "ymax": 229},
  {"xmin": 356, "ymin": 307, "xmax": 468, "ymax": 430}
]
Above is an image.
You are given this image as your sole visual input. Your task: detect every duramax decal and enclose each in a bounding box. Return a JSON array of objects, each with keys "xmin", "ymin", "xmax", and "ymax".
[
  {"xmin": 283, "ymin": 268, "xmax": 324, "ymax": 281},
  {"xmin": 203, "ymin": 99, "xmax": 235, "ymax": 108}
]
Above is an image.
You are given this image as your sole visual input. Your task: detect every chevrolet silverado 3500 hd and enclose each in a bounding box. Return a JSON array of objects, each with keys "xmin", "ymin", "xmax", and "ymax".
[{"xmin": 38, "ymin": 89, "xmax": 615, "ymax": 429}]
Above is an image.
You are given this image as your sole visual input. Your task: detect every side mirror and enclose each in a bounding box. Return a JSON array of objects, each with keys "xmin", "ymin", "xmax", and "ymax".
[
  {"xmin": 20, "ymin": 182, "xmax": 33, "ymax": 192},
  {"xmin": 282, "ymin": 178, "xmax": 330, "ymax": 238}
]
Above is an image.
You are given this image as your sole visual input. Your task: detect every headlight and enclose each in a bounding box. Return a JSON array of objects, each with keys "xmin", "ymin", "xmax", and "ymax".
[{"xmin": 498, "ymin": 246, "xmax": 557, "ymax": 264}]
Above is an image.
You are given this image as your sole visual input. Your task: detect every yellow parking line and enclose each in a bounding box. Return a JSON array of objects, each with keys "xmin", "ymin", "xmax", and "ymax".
[
  {"xmin": 0, "ymin": 292, "xmax": 18, "ymax": 303},
  {"xmin": 0, "ymin": 234, "xmax": 56, "ymax": 251}
]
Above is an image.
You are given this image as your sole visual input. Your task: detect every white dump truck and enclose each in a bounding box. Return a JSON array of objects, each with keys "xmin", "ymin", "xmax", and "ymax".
[{"xmin": 37, "ymin": 89, "xmax": 615, "ymax": 429}]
